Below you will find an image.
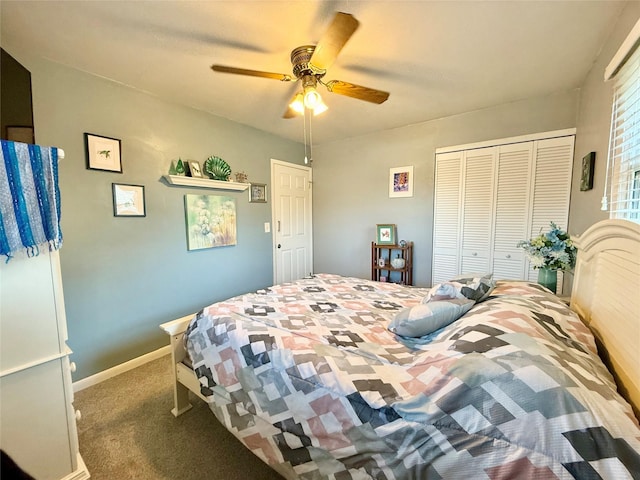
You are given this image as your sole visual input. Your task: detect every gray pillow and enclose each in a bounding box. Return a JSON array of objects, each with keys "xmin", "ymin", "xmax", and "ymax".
[
  {"xmin": 424, "ymin": 273, "xmax": 495, "ymax": 303},
  {"xmin": 452, "ymin": 273, "xmax": 495, "ymax": 302},
  {"xmin": 388, "ymin": 298, "xmax": 475, "ymax": 338}
]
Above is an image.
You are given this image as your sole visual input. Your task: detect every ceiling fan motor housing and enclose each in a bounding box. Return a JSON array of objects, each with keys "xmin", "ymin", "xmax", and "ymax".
[{"xmin": 291, "ymin": 45, "xmax": 325, "ymax": 79}]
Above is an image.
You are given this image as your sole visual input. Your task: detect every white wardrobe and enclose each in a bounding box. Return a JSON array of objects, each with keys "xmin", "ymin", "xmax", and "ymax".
[
  {"xmin": 432, "ymin": 130, "xmax": 575, "ymax": 292},
  {"xmin": 0, "ymin": 249, "xmax": 89, "ymax": 480}
]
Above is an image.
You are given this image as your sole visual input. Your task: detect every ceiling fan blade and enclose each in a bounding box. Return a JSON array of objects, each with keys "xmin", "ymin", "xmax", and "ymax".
[
  {"xmin": 309, "ymin": 12, "xmax": 359, "ymax": 72},
  {"xmin": 211, "ymin": 65, "xmax": 293, "ymax": 82},
  {"xmin": 324, "ymin": 80, "xmax": 390, "ymax": 104}
]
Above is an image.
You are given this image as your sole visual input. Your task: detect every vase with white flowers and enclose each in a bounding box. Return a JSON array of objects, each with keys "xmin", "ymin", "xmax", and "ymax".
[{"xmin": 517, "ymin": 222, "xmax": 577, "ymax": 293}]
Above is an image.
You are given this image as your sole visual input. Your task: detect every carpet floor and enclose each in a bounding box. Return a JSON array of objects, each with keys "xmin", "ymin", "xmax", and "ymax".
[{"xmin": 74, "ymin": 355, "xmax": 283, "ymax": 480}]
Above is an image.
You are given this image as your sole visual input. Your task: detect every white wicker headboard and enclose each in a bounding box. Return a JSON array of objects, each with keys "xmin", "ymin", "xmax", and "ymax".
[{"xmin": 571, "ymin": 219, "xmax": 640, "ymax": 419}]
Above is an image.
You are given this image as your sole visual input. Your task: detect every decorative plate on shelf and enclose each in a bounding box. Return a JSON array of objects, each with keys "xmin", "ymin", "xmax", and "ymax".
[{"xmin": 204, "ymin": 156, "xmax": 231, "ymax": 181}]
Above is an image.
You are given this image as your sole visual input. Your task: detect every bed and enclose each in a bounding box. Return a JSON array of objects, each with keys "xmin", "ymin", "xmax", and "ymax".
[{"xmin": 160, "ymin": 219, "xmax": 640, "ymax": 479}]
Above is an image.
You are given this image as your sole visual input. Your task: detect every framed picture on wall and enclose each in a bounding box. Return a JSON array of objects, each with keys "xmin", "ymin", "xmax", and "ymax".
[
  {"xmin": 85, "ymin": 133, "xmax": 122, "ymax": 173},
  {"xmin": 580, "ymin": 152, "xmax": 596, "ymax": 191},
  {"xmin": 249, "ymin": 183, "xmax": 267, "ymax": 203},
  {"xmin": 112, "ymin": 183, "xmax": 145, "ymax": 217},
  {"xmin": 376, "ymin": 224, "xmax": 397, "ymax": 245},
  {"xmin": 184, "ymin": 194, "xmax": 237, "ymax": 250},
  {"xmin": 389, "ymin": 166, "xmax": 414, "ymax": 198}
]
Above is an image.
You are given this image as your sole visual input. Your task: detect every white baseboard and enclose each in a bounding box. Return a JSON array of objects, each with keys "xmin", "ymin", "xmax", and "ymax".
[{"xmin": 72, "ymin": 345, "xmax": 170, "ymax": 392}]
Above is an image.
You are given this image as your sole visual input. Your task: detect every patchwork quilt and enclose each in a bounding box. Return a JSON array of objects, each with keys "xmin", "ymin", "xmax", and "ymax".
[{"xmin": 185, "ymin": 274, "xmax": 640, "ymax": 479}]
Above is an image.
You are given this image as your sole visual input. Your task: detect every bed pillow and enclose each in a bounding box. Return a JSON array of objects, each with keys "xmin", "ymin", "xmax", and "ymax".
[
  {"xmin": 452, "ymin": 273, "xmax": 496, "ymax": 302},
  {"xmin": 388, "ymin": 298, "xmax": 475, "ymax": 338},
  {"xmin": 424, "ymin": 273, "xmax": 495, "ymax": 303}
]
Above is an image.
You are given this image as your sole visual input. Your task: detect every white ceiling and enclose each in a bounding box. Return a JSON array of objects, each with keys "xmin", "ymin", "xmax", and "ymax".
[{"xmin": 0, "ymin": 1, "xmax": 627, "ymax": 145}]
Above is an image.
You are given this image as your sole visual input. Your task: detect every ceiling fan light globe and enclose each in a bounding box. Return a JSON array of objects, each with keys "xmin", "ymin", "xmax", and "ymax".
[
  {"xmin": 313, "ymin": 101, "xmax": 328, "ymax": 116},
  {"xmin": 303, "ymin": 87, "xmax": 321, "ymax": 109},
  {"xmin": 289, "ymin": 93, "xmax": 305, "ymax": 114}
]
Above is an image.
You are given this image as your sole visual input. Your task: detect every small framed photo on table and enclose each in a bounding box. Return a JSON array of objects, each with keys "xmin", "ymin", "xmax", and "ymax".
[
  {"xmin": 85, "ymin": 133, "xmax": 122, "ymax": 173},
  {"xmin": 112, "ymin": 183, "xmax": 146, "ymax": 217},
  {"xmin": 249, "ymin": 183, "xmax": 267, "ymax": 203},
  {"xmin": 376, "ymin": 224, "xmax": 397, "ymax": 245}
]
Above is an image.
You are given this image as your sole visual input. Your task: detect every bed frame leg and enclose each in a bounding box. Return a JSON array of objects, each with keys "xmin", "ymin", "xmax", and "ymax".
[{"xmin": 171, "ymin": 381, "xmax": 193, "ymax": 417}]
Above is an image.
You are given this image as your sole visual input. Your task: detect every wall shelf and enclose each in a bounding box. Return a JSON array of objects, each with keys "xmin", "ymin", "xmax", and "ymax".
[{"xmin": 162, "ymin": 175, "xmax": 250, "ymax": 191}]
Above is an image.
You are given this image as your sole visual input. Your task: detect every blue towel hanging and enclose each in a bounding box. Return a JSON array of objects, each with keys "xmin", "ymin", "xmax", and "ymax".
[{"xmin": 0, "ymin": 139, "xmax": 63, "ymax": 259}]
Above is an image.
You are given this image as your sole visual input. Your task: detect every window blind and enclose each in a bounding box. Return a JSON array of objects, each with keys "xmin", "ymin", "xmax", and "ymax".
[{"xmin": 604, "ymin": 45, "xmax": 640, "ymax": 222}]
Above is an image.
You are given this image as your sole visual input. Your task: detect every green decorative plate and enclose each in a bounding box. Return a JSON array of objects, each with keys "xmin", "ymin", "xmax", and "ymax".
[{"xmin": 204, "ymin": 156, "xmax": 231, "ymax": 181}]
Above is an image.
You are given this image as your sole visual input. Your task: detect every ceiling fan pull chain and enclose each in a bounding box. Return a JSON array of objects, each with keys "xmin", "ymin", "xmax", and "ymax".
[
  {"xmin": 303, "ymin": 107, "xmax": 309, "ymax": 164},
  {"xmin": 309, "ymin": 113, "xmax": 313, "ymax": 165}
]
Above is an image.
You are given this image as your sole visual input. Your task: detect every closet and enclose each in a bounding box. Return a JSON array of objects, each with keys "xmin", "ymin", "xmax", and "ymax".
[{"xmin": 432, "ymin": 130, "xmax": 575, "ymax": 291}]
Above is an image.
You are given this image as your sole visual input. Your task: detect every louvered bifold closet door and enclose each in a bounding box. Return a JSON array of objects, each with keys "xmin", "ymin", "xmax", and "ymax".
[
  {"xmin": 460, "ymin": 147, "xmax": 495, "ymax": 274},
  {"xmin": 433, "ymin": 152, "xmax": 462, "ymax": 284},
  {"xmin": 492, "ymin": 143, "xmax": 532, "ymax": 280},
  {"xmin": 526, "ymin": 136, "xmax": 575, "ymax": 291}
]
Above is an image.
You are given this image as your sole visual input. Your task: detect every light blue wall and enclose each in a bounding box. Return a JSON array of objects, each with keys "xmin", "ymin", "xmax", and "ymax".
[
  {"xmin": 312, "ymin": 0, "xmax": 640, "ymax": 288},
  {"xmin": 7, "ymin": 49, "xmax": 303, "ymax": 380},
  {"xmin": 312, "ymin": 91, "xmax": 580, "ymax": 287},
  {"xmin": 571, "ymin": 1, "xmax": 640, "ymax": 234}
]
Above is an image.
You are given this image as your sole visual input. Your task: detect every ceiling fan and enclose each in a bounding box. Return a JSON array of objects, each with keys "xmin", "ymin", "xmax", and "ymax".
[{"xmin": 210, "ymin": 12, "xmax": 390, "ymax": 118}]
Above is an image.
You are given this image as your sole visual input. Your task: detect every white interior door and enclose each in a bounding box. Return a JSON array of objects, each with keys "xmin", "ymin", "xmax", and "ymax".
[{"xmin": 271, "ymin": 159, "xmax": 313, "ymax": 284}]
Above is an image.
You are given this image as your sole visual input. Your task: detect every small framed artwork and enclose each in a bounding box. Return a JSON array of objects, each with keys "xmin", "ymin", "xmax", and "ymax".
[
  {"xmin": 85, "ymin": 133, "xmax": 122, "ymax": 173},
  {"xmin": 249, "ymin": 183, "xmax": 267, "ymax": 203},
  {"xmin": 580, "ymin": 152, "xmax": 596, "ymax": 191},
  {"xmin": 376, "ymin": 224, "xmax": 397, "ymax": 245},
  {"xmin": 187, "ymin": 161, "xmax": 203, "ymax": 178},
  {"xmin": 389, "ymin": 165, "xmax": 414, "ymax": 198},
  {"xmin": 112, "ymin": 183, "xmax": 145, "ymax": 217},
  {"xmin": 6, "ymin": 126, "xmax": 35, "ymax": 144}
]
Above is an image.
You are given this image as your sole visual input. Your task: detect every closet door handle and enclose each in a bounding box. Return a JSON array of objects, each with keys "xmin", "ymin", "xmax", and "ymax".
[{"xmin": 506, "ymin": 254, "xmax": 511, "ymax": 259}]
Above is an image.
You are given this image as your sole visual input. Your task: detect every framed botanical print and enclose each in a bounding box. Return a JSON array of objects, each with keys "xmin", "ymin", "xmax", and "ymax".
[
  {"xmin": 376, "ymin": 224, "xmax": 397, "ymax": 245},
  {"xmin": 85, "ymin": 133, "xmax": 122, "ymax": 173}
]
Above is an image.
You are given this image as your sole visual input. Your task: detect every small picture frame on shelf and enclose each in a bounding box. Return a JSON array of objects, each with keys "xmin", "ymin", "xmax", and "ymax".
[
  {"xmin": 376, "ymin": 224, "xmax": 397, "ymax": 245},
  {"xmin": 377, "ymin": 257, "xmax": 386, "ymax": 267},
  {"xmin": 187, "ymin": 161, "xmax": 203, "ymax": 178},
  {"xmin": 249, "ymin": 183, "xmax": 267, "ymax": 203},
  {"xmin": 112, "ymin": 183, "xmax": 145, "ymax": 217},
  {"xmin": 85, "ymin": 133, "xmax": 122, "ymax": 173}
]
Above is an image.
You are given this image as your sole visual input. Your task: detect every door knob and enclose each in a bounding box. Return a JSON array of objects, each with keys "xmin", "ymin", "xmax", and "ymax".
[{"xmin": 277, "ymin": 244, "xmax": 281, "ymax": 249}]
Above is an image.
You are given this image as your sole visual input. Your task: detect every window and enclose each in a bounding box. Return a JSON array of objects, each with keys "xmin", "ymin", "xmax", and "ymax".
[{"xmin": 604, "ymin": 26, "xmax": 640, "ymax": 222}]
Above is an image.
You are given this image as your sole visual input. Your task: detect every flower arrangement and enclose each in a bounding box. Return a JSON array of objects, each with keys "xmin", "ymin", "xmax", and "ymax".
[{"xmin": 517, "ymin": 222, "xmax": 577, "ymax": 271}]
